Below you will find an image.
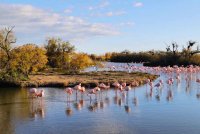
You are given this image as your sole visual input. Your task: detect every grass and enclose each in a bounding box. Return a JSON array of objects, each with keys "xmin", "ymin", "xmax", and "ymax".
[{"xmin": 17, "ymin": 71, "xmax": 158, "ymax": 88}]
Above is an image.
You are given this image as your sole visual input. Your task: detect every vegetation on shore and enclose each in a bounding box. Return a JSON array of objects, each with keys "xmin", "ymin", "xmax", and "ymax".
[
  {"xmin": 0, "ymin": 71, "xmax": 158, "ymax": 88},
  {"xmin": 0, "ymin": 27, "xmax": 95, "ymax": 84},
  {"xmin": 91, "ymin": 41, "xmax": 200, "ymax": 66}
]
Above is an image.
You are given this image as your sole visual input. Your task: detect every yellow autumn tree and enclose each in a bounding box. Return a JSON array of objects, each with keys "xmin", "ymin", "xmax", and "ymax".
[
  {"xmin": 10, "ymin": 44, "xmax": 48, "ymax": 76},
  {"xmin": 70, "ymin": 53, "xmax": 94, "ymax": 71}
]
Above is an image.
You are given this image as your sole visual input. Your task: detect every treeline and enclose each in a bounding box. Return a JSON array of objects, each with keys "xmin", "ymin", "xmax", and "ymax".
[
  {"xmin": 0, "ymin": 27, "xmax": 94, "ymax": 82},
  {"xmin": 91, "ymin": 41, "xmax": 200, "ymax": 67}
]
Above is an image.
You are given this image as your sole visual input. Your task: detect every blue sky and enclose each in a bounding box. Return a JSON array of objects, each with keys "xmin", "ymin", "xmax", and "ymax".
[{"xmin": 0, "ymin": 0, "xmax": 200, "ymax": 54}]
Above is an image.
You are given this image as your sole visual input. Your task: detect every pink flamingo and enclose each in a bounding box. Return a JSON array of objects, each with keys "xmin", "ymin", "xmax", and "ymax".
[
  {"xmin": 29, "ymin": 88, "xmax": 37, "ymax": 98},
  {"xmin": 35, "ymin": 89, "xmax": 45, "ymax": 105},
  {"xmin": 65, "ymin": 87, "xmax": 73, "ymax": 101},
  {"xmin": 78, "ymin": 86, "xmax": 85, "ymax": 99},
  {"xmin": 74, "ymin": 83, "xmax": 82, "ymax": 91},
  {"xmin": 121, "ymin": 82, "xmax": 126, "ymax": 88},
  {"xmin": 99, "ymin": 83, "xmax": 110, "ymax": 90},
  {"xmin": 112, "ymin": 82, "xmax": 120, "ymax": 88},
  {"xmin": 118, "ymin": 85, "xmax": 124, "ymax": 92},
  {"xmin": 35, "ymin": 89, "xmax": 45, "ymax": 98},
  {"xmin": 88, "ymin": 88, "xmax": 97, "ymax": 102},
  {"xmin": 166, "ymin": 79, "xmax": 173, "ymax": 86},
  {"xmin": 169, "ymin": 77, "xmax": 174, "ymax": 84},
  {"xmin": 74, "ymin": 83, "xmax": 82, "ymax": 100}
]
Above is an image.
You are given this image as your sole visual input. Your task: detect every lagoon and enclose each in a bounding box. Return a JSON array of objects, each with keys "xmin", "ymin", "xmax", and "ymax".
[{"xmin": 1, "ymin": 63, "xmax": 200, "ymax": 134}]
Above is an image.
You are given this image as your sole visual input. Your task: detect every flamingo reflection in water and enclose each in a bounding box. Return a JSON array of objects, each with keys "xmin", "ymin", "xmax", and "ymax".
[
  {"xmin": 133, "ymin": 88, "xmax": 138, "ymax": 107},
  {"xmin": 124, "ymin": 85, "xmax": 131, "ymax": 113},
  {"xmin": 29, "ymin": 95, "xmax": 45, "ymax": 119},
  {"xmin": 87, "ymin": 88, "xmax": 98, "ymax": 112},
  {"xmin": 65, "ymin": 87, "xmax": 73, "ymax": 116},
  {"xmin": 145, "ymin": 87, "xmax": 153, "ymax": 101},
  {"xmin": 196, "ymin": 78, "xmax": 200, "ymax": 99},
  {"xmin": 154, "ymin": 81, "xmax": 163, "ymax": 101},
  {"xmin": 30, "ymin": 104, "xmax": 45, "ymax": 119},
  {"xmin": 166, "ymin": 89, "xmax": 173, "ymax": 101},
  {"xmin": 29, "ymin": 88, "xmax": 45, "ymax": 106},
  {"xmin": 74, "ymin": 84, "xmax": 85, "ymax": 110}
]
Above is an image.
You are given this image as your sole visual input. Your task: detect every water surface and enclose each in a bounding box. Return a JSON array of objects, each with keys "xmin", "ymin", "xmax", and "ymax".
[{"xmin": 1, "ymin": 65, "xmax": 200, "ymax": 134}]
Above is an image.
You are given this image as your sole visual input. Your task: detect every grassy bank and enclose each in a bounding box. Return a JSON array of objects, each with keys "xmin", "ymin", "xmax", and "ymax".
[{"xmin": 0, "ymin": 71, "xmax": 158, "ymax": 88}]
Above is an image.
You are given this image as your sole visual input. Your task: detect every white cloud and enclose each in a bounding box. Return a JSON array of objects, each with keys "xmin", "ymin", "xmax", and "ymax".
[
  {"xmin": 106, "ymin": 11, "xmax": 126, "ymax": 17},
  {"xmin": 88, "ymin": 1, "xmax": 109, "ymax": 10},
  {"xmin": 0, "ymin": 4, "xmax": 119, "ymax": 43},
  {"xmin": 64, "ymin": 8, "xmax": 72, "ymax": 14},
  {"xmin": 91, "ymin": 11, "xmax": 126, "ymax": 17},
  {"xmin": 119, "ymin": 22, "xmax": 135, "ymax": 27},
  {"xmin": 133, "ymin": 2, "xmax": 143, "ymax": 7},
  {"xmin": 99, "ymin": 1, "xmax": 110, "ymax": 8}
]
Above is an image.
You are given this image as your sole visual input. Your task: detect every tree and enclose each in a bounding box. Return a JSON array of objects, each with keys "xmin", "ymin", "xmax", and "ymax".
[
  {"xmin": 165, "ymin": 42, "xmax": 178, "ymax": 55},
  {"xmin": 10, "ymin": 44, "xmax": 48, "ymax": 76},
  {"xmin": 70, "ymin": 53, "xmax": 94, "ymax": 72},
  {"xmin": 45, "ymin": 38, "xmax": 75, "ymax": 68},
  {"xmin": 0, "ymin": 26, "xmax": 16, "ymax": 69}
]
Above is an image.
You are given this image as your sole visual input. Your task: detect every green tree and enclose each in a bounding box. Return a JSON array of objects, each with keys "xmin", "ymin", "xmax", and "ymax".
[{"xmin": 45, "ymin": 38, "xmax": 75, "ymax": 68}]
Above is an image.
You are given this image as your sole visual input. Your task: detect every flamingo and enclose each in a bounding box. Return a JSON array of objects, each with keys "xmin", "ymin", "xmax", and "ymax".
[
  {"xmin": 121, "ymin": 82, "xmax": 126, "ymax": 88},
  {"xmin": 166, "ymin": 79, "xmax": 173, "ymax": 87},
  {"xmin": 118, "ymin": 85, "xmax": 124, "ymax": 92},
  {"xmin": 112, "ymin": 82, "xmax": 120, "ymax": 89},
  {"xmin": 99, "ymin": 83, "xmax": 106, "ymax": 89},
  {"xmin": 36, "ymin": 89, "xmax": 45, "ymax": 98},
  {"xmin": 169, "ymin": 77, "xmax": 174, "ymax": 84},
  {"xmin": 74, "ymin": 83, "xmax": 82, "ymax": 90},
  {"xmin": 74, "ymin": 83, "xmax": 82, "ymax": 101},
  {"xmin": 93, "ymin": 87, "xmax": 101, "ymax": 101},
  {"xmin": 99, "ymin": 83, "xmax": 110, "ymax": 91},
  {"xmin": 29, "ymin": 88, "xmax": 37, "ymax": 98},
  {"xmin": 88, "ymin": 88, "xmax": 96, "ymax": 102},
  {"xmin": 65, "ymin": 87, "xmax": 73, "ymax": 102},
  {"xmin": 154, "ymin": 82, "xmax": 162, "ymax": 89},
  {"xmin": 124, "ymin": 85, "xmax": 131, "ymax": 91},
  {"xmin": 35, "ymin": 89, "xmax": 45, "ymax": 105},
  {"xmin": 79, "ymin": 86, "xmax": 85, "ymax": 99}
]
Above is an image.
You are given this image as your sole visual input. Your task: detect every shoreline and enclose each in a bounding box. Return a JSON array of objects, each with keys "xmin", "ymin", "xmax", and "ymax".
[{"xmin": 0, "ymin": 71, "xmax": 158, "ymax": 88}]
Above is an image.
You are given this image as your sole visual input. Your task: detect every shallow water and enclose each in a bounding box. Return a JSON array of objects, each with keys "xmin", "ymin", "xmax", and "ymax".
[{"xmin": 1, "ymin": 67, "xmax": 200, "ymax": 134}]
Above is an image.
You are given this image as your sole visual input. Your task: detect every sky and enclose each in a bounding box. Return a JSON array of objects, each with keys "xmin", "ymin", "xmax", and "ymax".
[{"xmin": 0, "ymin": 0, "xmax": 200, "ymax": 54}]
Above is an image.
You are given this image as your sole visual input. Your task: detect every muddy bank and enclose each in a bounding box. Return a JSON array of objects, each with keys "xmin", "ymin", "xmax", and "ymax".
[{"xmin": 0, "ymin": 71, "xmax": 158, "ymax": 88}]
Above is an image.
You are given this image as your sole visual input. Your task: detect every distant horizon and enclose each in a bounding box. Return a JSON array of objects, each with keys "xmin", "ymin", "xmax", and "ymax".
[{"xmin": 1, "ymin": 0, "xmax": 200, "ymax": 54}]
